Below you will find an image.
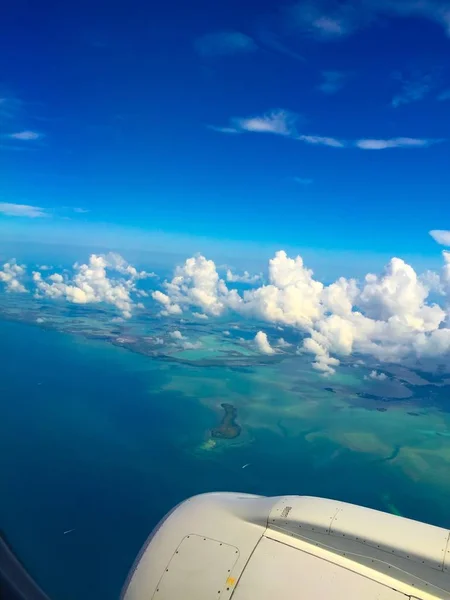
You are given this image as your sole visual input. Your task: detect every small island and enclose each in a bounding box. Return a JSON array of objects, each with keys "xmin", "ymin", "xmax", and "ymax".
[{"xmin": 211, "ymin": 403, "xmax": 241, "ymax": 439}]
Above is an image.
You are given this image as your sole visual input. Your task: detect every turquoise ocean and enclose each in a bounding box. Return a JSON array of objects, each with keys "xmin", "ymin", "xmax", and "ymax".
[{"xmin": 0, "ymin": 319, "xmax": 449, "ymax": 599}]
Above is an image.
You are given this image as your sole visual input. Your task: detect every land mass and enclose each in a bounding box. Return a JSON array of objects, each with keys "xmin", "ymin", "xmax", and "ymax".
[{"xmin": 211, "ymin": 403, "xmax": 241, "ymax": 439}]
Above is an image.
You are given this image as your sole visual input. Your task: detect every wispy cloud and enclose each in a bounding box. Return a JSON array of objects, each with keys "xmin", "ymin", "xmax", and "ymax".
[
  {"xmin": 235, "ymin": 110, "xmax": 298, "ymax": 135},
  {"xmin": 391, "ymin": 71, "xmax": 435, "ymax": 108},
  {"xmin": 437, "ymin": 89, "xmax": 450, "ymax": 101},
  {"xmin": 210, "ymin": 109, "xmax": 442, "ymax": 151},
  {"xmin": 210, "ymin": 110, "xmax": 300, "ymax": 136},
  {"xmin": 287, "ymin": 0, "xmax": 450, "ymax": 41},
  {"xmin": 293, "ymin": 177, "xmax": 313, "ymax": 185},
  {"xmin": 430, "ymin": 230, "xmax": 450, "ymax": 246},
  {"xmin": 299, "ymin": 134, "xmax": 345, "ymax": 147},
  {"xmin": 194, "ymin": 31, "xmax": 257, "ymax": 57},
  {"xmin": 355, "ymin": 137, "xmax": 438, "ymax": 149},
  {"xmin": 207, "ymin": 125, "xmax": 243, "ymax": 134},
  {"xmin": 0, "ymin": 96, "xmax": 23, "ymax": 120},
  {"xmin": 288, "ymin": 1, "xmax": 368, "ymax": 40},
  {"xmin": 0, "ymin": 202, "xmax": 49, "ymax": 218},
  {"xmin": 7, "ymin": 130, "xmax": 42, "ymax": 141},
  {"xmin": 72, "ymin": 207, "xmax": 90, "ymax": 214},
  {"xmin": 318, "ymin": 70, "xmax": 348, "ymax": 94},
  {"xmin": 256, "ymin": 26, "xmax": 305, "ymax": 61}
]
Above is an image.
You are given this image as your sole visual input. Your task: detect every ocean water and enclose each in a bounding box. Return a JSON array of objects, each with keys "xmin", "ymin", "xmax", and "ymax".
[{"xmin": 1, "ymin": 319, "xmax": 450, "ymax": 600}]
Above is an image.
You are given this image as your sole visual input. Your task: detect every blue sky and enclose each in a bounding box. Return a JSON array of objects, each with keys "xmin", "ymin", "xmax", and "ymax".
[{"xmin": 1, "ymin": 0, "xmax": 450, "ymax": 271}]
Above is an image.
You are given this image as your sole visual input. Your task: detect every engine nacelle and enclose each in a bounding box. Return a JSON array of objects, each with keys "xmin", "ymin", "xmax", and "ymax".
[{"xmin": 122, "ymin": 493, "xmax": 450, "ymax": 600}]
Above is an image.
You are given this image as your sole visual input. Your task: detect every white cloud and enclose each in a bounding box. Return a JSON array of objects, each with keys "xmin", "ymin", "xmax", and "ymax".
[
  {"xmin": 0, "ymin": 261, "xmax": 27, "ymax": 293},
  {"xmin": 277, "ymin": 337, "xmax": 293, "ymax": 348},
  {"xmin": 0, "ymin": 202, "xmax": 48, "ymax": 218},
  {"xmin": 155, "ymin": 248, "xmax": 450, "ymax": 375},
  {"xmin": 192, "ymin": 312, "xmax": 208, "ymax": 319},
  {"xmin": 430, "ymin": 230, "xmax": 450, "ymax": 246},
  {"xmin": 73, "ymin": 207, "xmax": 90, "ymax": 214},
  {"xmin": 211, "ymin": 109, "xmax": 299, "ymax": 137},
  {"xmin": 226, "ymin": 269, "xmax": 262, "ymax": 284},
  {"xmin": 391, "ymin": 72, "xmax": 434, "ymax": 108},
  {"xmin": 152, "ymin": 254, "xmax": 240, "ymax": 317},
  {"xmin": 7, "ymin": 131, "xmax": 41, "ymax": 141},
  {"xmin": 33, "ymin": 253, "xmax": 147, "ymax": 318},
  {"xmin": 298, "ymin": 135, "xmax": 345, "ymax": 148},
  {"xmin": 182, "ymin": 340, "xmax": 203, "ymax": 350},
  {"xmin": 195, "ymin": 31, "xmax": 257, "ymax": 57},
  {"xmin": 239, "ymin": 251, "xmax": 325, "ymax": 329},
  {"xmin": 318, "ymin": 70, "xmax": 347, "ymax": 94},
  {"xmin": 254, "ymin": 331, "xmax": 276, "ymax": 354},
  {"xmin": 234, "ymin": 110, "xmax": 299, "ymax": 136},
  {"xmin": 355, "ymin": 137, "xmax": 436, "ymax": 150},
  {"xmin": 169, "ymin": 330, "xmax": 185, "ymax": 340},
  {"xmin": 105, "ymin": 252, "xmax": 155, "ymax": 279},
  {"xmin": 211, "ymin": 109, "xmax": 439, "ymax": 151},
  {"xmin": 366, "ymin": 370, "xmax": 388, "ymax": 381}
]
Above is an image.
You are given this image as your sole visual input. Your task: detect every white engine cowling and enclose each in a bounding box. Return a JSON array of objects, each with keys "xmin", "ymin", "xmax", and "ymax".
[{"xmin": 121, "ymin": 493, "xmax": 450, "ymax": 600}]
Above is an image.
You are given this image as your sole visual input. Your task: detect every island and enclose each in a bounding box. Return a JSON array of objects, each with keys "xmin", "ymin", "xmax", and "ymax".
[{"xmin": 211, "ymin": 403, "xmax": 241, "ymax": 439}]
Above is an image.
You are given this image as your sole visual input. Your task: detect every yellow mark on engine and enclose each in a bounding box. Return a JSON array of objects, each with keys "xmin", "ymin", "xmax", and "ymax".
[{"xmin": 226, "ymin": 577, "xmax": 236, "ymax": 586}]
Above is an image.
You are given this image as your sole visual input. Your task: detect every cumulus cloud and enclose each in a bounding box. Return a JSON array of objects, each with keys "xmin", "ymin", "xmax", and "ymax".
[
  {"xmin": 0, "ymin": 261, "xmax": 27, "ymax": 293},
  {"xmin": 430, "ymin": 230, "xmax": 450, "ymax": 246},
  {"xmin": 366, "ymin": 370, "xmax": 388, "ymax": 381},
  {"xmin": 32, "ymin": 253, "xmax": 147, "ymax": 318},
  {"xmin": 105, "ymin": 252, "xmax": 155, "ymax": 279},
  {"xmin": 226, "ymin": 269, "xmax": 262, "ymax": 284},
  {"xmin": 182, "ymin": 340, "xmax": 203, "ymax": 350},
  {"xmin": 154, "ymin": 248, "xmax": 450, "ymax": 375},
  {"xmin": 0, "ymin": 202, "xmax": 48, "ymax": 218},
  {"xmin": 254, "ymin": 331, "xmax": 276, "ymax": 354},
  {"xmin": 169, "ymin": 330, "xmax": 185, "ymax": 340},
  {"xmin": 277, "ymin": 337, "xmax": 293, "ymax": 348},
  {"xmin": 194, "ymin": 31, "xmax": 257, "ymax": 57},
  {"xmin": 152, "ymin": 254, "xmax": 241, "ymax": 317}
]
